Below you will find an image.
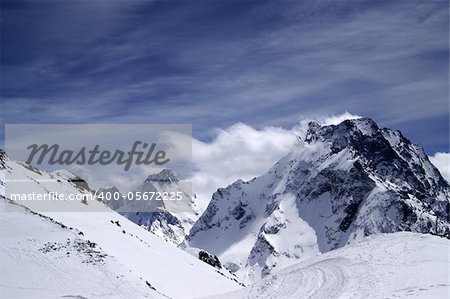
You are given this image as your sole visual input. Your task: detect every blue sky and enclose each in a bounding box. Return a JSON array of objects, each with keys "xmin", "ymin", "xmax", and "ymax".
[{"xmin": 1, "ymin": 0, "xmax": 448, "ymax": 154}]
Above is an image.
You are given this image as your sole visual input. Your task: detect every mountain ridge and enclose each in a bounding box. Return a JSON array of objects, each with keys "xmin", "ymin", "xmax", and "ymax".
[{"xmin": 186, "ymin": 117, "xmax": 450, "ymax": 282}]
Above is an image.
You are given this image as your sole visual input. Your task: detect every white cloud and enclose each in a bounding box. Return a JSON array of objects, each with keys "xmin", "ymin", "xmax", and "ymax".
[
  {"xmin": 315, "ymin": 112, "xmax": 362, "ymax": 126},
  {"xmin": 429, "ymin": 152, "xmax": 450, "ymax": 183},
  {"xmin": 191, "ymin": 112, "xmax": 360, "ymax": 210},
  {"xmin": 192, "ymin": 123, "xmax": 297, "ymax": 210}
]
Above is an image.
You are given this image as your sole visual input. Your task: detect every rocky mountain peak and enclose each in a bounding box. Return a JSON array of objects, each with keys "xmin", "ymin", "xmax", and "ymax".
[
  {"xmin": 145, "ymin": 169, "xmax": 180, "ymax": 183},
  {"xmin": 305, "ymin": 117, "xmax": 378, "ymax": 144},
  {"xmin": 187, "ymin": 117, "xmax": 450, "ymax": 282},
  {"xmin": 303, "ymin": 118, "xmax": 447, "ymax": 194}
]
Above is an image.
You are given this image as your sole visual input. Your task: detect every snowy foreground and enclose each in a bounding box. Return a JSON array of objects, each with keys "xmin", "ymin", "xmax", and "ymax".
[
  {"xmin": 3, "ymin": 195, "xmax": 448, "ymax": 299},
  {"xmin": 0, "ymin": 195, "xmax": 243, "ymax": 299},
  {"xmin": 1, "ymin": 144, "xmax": 449, "ymax": 298},
  {"xmin": 0, "ymin": 156, "xmax": 241, "ymax": 299},
  {"xmin": 209, "ymin": 232, "xmax": 450, "ymax": 299}
]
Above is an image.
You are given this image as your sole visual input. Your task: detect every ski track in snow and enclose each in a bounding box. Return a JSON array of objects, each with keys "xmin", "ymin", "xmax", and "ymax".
[
  {"xmin": 212, "ymin": 257, "xmax": 350, "ymax": 299},
  {"xmin": 209, "ymin": 233, "xmax": 450, "ymax": 299}
]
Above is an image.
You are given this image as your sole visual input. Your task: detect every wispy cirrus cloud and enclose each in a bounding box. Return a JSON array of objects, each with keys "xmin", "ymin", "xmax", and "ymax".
[{"xmin": 1, "ymin": 0, "xmax": 448, "ymax": 153}]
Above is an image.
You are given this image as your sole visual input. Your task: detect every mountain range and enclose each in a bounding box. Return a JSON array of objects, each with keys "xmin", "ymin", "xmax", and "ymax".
[{"xmin": 1, "ymin": 117, "xmax": 449, "ymax": 298}]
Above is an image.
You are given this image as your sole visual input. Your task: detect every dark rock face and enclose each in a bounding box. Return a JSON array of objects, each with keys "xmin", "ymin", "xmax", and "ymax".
[
  {"xmin": 145, "ymin": 169, "xmax": 180, "ymax": 184},
  {"xmin": 0, "ymin": 150, "xmax": 6, "ymax": 170},
  {"xmin": 198, "ymin": 250, "xmax": 222, "ymax": 269},
  {"xmin": 69, "ymin": 178, "xmax": 90, "ymax": 191}
]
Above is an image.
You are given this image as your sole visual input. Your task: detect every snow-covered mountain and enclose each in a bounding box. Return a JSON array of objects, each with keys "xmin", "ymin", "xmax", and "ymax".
[
  {"xmin": 100, "ymin": 169, "xmax": 201, "ymax": 245},
  {"xmin": 209, "ymin": 232, "xmax": 450, "ymax": 299},
  {"xmin": 0, "ymin": 150, "xmax": 242, "ymax": 298},
  {"xmin": 186, "ymin": 117, "xmax": 450, "ymax": 282}
]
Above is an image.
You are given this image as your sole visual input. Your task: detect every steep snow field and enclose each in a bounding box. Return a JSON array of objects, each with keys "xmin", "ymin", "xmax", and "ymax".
[
  {"xmin": 0, "ymin": 198, "xmax": 164, "ymax": 299},
  {"xmin": 1, "ymin": 154, "xmax": 242, "ymax": 299},
  {"xmin": 209, "ymin": 232, "xmax": 449, "ymax": 299}
]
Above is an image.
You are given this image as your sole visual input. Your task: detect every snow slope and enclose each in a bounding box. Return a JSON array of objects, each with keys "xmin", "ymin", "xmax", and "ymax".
[
  {"xmin": 209, "ymin": 232, "xmax": 450, "ymax": 299},
  {"xmin": 0, "ymin": 151, "xmax": 242, "ymax": 298},
  {"xmin": 0, "ymin": 197, "xmax": 165, "ymax": 299}
]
